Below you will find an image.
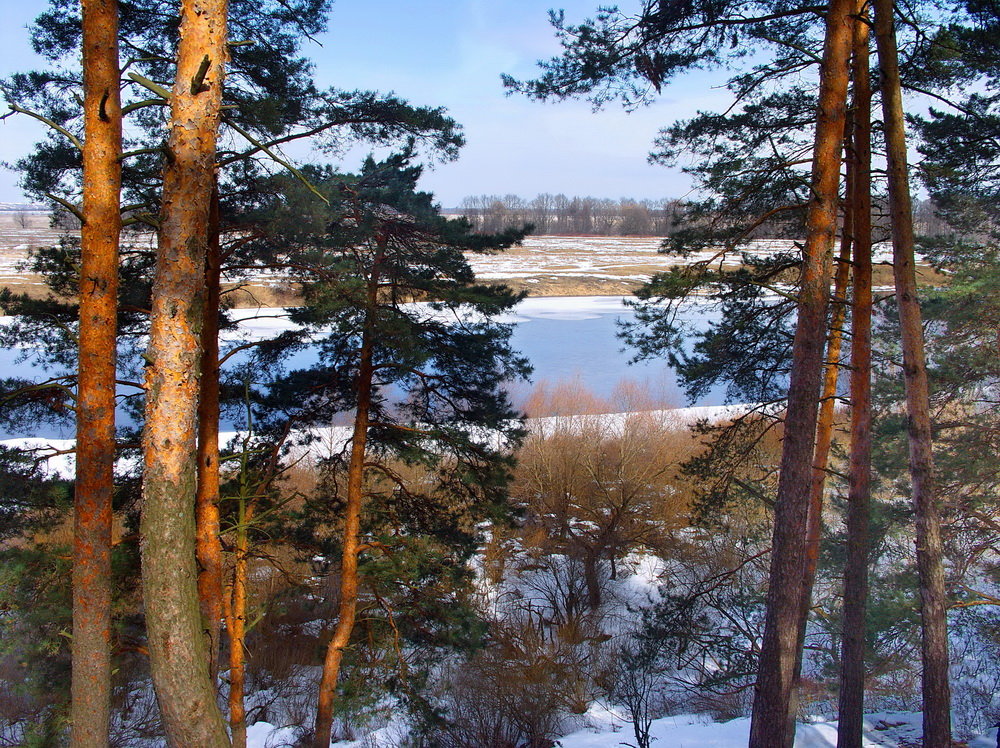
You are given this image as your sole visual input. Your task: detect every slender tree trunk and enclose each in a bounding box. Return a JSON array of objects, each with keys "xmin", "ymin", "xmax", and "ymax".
[
  {"xmin": 583, "ymin": 552, "xmax": 603, "ymax": 610},
  {"xmin": 73, "ymin": 1, "xmax": 121, "ymax": 744},
  {"xmin": 140, "ymin": 0, "xmax": 230, "ymax": 743},
  {"xmin": 197, "ymin": 182, "xmax": 224, "ymax": 680},
  {"xmin": 748, "ymin": 1, "xmax": 855, "ymax": 745},
  {"xmin": 804, "ymin": 159, "xmax": 854, "ymax": 603},
  {"xmin": 873, "ymin": 1, "xmax": 952, "ymax": 744},
  {"xmin": 837, "ymin": 11, "xmax": 873, "ymax": 745},
  {"xmin": 313, "ymin": 251, "xmax": 382, "ymax": 748},
  {"xmin": 786, "ymin": 157, "xmax": 854, "ymax": 747},
  {"xmin": 225, "ymin": 503, "xmax": 253, "ymax": 748}
]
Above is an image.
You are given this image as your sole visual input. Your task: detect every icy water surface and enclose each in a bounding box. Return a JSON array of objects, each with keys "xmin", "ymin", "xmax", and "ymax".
[{"xmin": 0, "ymin": 296, "xmax": 723, "ymax": 439}]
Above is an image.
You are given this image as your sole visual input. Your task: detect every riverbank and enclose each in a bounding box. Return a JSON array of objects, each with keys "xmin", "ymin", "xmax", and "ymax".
[{"xmin": 0, "ymin": 224, "xmax": 945, "ymax": 304}]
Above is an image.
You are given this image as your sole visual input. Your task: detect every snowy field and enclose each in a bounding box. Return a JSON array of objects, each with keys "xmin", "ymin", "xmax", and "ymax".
[
  {"xmin": 237, "ymin": 682, "xmax": 1000, "ymax": 747},
  {"xmin": 0, "ymin": 218, "xmax": 906, "ymax": 297}
]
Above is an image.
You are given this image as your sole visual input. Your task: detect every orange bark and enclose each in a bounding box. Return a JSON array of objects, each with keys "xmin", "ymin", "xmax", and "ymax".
[
  {"xmin": 805, "ymin": 178, "xmax": 853, "ymax": 591},
  {"xmin": 789, "ymin": 156, "xmax": 854, "ymax": 734},
  {"xmin": 749, "ymin": 0, "xmax": 856, "ymax": 744},
  {"xmin": 873, "ymin": 0, "xmax": 952, "ymax": 743},
  {"xmin": 73, "ymin": 0, "xmax": 121, "ymax": 744},
  {"xmin": 313, "ymin": 243, "xmax": 383, "ymax": 748},
  {"xmin": 139, "ymin": 0, "xmax": 231, "ymax": 744},
  {"xmin": 837, "ymin": 10, "xmax": 873, "ymax": 744},
  {"xmin": 197, "ymin": 182, "xmax": 224, "ymax": 680},
  {"xmin": 225, "ymin": 503, "xmax": 253, "ymax": 748}
]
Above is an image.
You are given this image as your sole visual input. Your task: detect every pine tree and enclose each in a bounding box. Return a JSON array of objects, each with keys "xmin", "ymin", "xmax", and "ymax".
[
  {"xmin": 837, "ymin": 8, "xmax": 874, "ymax": 745},
  {"xmin": 508, "ymin": 5, "xmax": 857, "ymax": 742},
  {"xmin": 240, "ymin": 155, "xmax": 529, "ymax": 748},
  {"xmin": 72, "ymin": 1, "xmax": 123, "ymax": 744},
  {"xmin": 2, "ymin": 0, "xmax": 465, "ymax": 714},
  {"xmin": 138, "ymin": 0, "xmax": 231, "ymax": 742},
  {"xmin": 873, "ymin": 1, "xmax": 952, "ymax": 742}
]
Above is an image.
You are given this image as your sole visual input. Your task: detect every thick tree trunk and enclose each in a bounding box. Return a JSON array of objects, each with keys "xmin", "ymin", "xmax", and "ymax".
[
  {"xmin": 873, "ymin": 1, "xmax": 952, "ymax": 744},
  {"xmin": 73, "ymin": 0, "xmax": 121, "ymax": 744},
  {"xmin": 140, "ymin": 0, "xmax": 230, "ymax": 744},
  {"xmin": 313, "ymin": 254, "xmax": 382, "ymax": 748},
  {"xmin": 748, "ymin": 1, "xmax": 855, "ymax": 745},
  {"xmin": 837, "ymin": 11, "xmax": 873, "ymax": 746},
  {"xmin": 197, "ymin": 183, "xmax": 224, "ymax": 680}
]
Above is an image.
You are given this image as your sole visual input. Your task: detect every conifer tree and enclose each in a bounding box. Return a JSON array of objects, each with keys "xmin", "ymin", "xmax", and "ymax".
[
  {"xmin": 507, "ymin": 5, "xmax": 857, "ymax": 742},
  {"xmin": 2, "ymin": 0, "xmax": 464, "ymax": 702},
  {"xmin": 837, "ymin": 8, "xmax": 874, "ymax": 745},
  {"xmin": 242, "ymin": 155, "xmax": 529, "ymax": 748},
  {"xmin": 73, "ymin": 0, "xmax": 122, "ymax": 743},
  {"xmin": 873, "ymin": 1, "xmax": 951, "ymax": 742},
  {"xmin": 138, "ymin": 0, "xmax": 230, "ymax": 742}
]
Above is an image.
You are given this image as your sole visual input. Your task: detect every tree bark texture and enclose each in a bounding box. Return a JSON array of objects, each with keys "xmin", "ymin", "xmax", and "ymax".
[
  {"xmin": 803, "ymin": 159, "xmax": 853, "ymax": 612},
  {"xmin": 140, "ymin": 0, "xmax": 231, "ymax": 744},
  {"xmin": 787, "ymin": 151, "xmax": 854, "ymax": 747},
  {"xmin": 197, "ymin": 183, "xmax": 224, "ymax": 681},
  {"xmin": 873, "ymin": 1, "xmax": 952, "ymax": 744},
  {"xmin": 748, "ymin": 1, "xmax": 855, "ymax": 745},
  {"xmin": 225, "ymin": 507, "xmax": 252, "ymax": 748},
  {"xmin": 73, "ymin": 0, "xmax": 121, "ymax": 743},
  {"xmin": 837, "ymin": 11, "xmax": 873, "ymax": 745},
  {"xmin": 312, "ymin": 252, "xmax": 382, "ymax": 748}
]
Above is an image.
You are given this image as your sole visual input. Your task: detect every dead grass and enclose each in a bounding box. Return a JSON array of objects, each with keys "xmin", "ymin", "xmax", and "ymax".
[
  {"xmin": 0, "ymin": 224, "xmax": 953, "ymax": 305},
  {"xmin": 222, "ymin": 282, "xmax": 303, "ymax": 308}
]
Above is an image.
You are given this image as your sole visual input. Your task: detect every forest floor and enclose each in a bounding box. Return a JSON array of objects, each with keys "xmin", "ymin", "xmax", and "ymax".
[
  {"xmin": 242, "ymin": 709, "xmax": 999, "ymax": 747},
  {"xmin": 0, "ymin": 214, "xmax": 946, "ymax": 302}
]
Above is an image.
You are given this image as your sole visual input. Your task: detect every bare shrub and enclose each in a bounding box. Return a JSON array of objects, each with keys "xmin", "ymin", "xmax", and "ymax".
[
  {"xmin": 514, "ymin": 382, "xmax": 697, "ymax": 610},
  {"xmin": 604, "ymin": 631, "xmax": 674, "ymax": 748},
  {"xmin": 425, "ymin": 605, "xmax": 594, "ymax": 748}
]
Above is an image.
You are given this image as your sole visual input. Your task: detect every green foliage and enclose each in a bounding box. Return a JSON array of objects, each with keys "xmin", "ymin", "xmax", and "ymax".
[
  {"xmin": 502, "ymin": 2, "xmax": 811, "ymax": 108},
  {"xmin": 228, "ymin": 153, "xmax": 531, "ymax": 731},
  {"xmin": 3, "ymin": 0, "xmax": 464, "ymax": 215},
  {"xmin": 0, "ymin": 447, "xmax": 70, "ymax": 540},
  {"xmin": 0, "ymin": 544, "xmax": 73, "ymax": 719}
]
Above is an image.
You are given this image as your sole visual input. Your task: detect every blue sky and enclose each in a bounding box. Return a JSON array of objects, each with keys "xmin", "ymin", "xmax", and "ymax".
[{"xmin": 0, "ymin": 0, "xmax": 729, "ymax": 207}]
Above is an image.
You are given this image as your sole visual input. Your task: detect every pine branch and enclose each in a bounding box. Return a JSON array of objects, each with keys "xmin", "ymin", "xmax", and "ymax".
[{"xmin": 5, "ymin": 104, "xmax": 83, "ymax": 150}]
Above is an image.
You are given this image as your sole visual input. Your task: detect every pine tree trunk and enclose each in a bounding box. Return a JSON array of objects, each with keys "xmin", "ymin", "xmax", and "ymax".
[
  {"xmin": 73, "ymin": 0, "xmax": 121, "ymax": 743},
  {"xmin": 197, "ymin": 183, "xmax": 224, "ymax": 681},
  {"xmin": 748, "ymin": 1, "xmax": 855, "ymax": 744},
  {"xmin": 873, "ymin": 1, "xmax": 952, "ymax": 744},
  {"xmin": 804, "ymin": 173, "xmax": 853, "ymax": 597},
  {"xmin": 787, "ymin": 171, "xmax": 854, "ymax": 747},
  {"xmin": 837, "ymin": 11, "xmax": 873, "ymax": 745},
  {"xmin": 140, "ymin": 0, "xmax": 230, "ymax": 744},
  {"xmin": 313, "ymin": 252, "xmax": 382, "ymax": 748},
  {"xmin": 226, "ymin": 508, "xmax": 252, "ymax": 748}
]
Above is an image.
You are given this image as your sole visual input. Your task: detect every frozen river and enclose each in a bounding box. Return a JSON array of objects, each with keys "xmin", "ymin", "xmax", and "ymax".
[
  {"xmin": 504, "ymin": 295, "xmax": 721, "ymax": 408},
  {"xmin": 0, "ymin": 295, "xmax": 723, "ymax": 439}
]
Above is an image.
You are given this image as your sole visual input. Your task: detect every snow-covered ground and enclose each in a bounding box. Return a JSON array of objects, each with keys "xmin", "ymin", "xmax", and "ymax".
[
  {"xmin": 465, "ymin": 236, "xmax": 898, "ymax": 283},
  {"xmin": 0, "ymin": 228, "xmax": 907, "ymax": 296},
  {"xmin": 557, "ymin": 710, "xmax": 999, "ymax": 748},
  {"xmin": 0, "ymin": 403, "xmax": 757, "ymax": 479},
  {"xmin": 241, "ymin": 710, "xmax": 1000, "ymax": 747}
]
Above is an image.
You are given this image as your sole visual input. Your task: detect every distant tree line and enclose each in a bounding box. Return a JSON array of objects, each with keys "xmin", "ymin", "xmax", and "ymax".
[
  {"xmin": 457, "ymin": 193, "xmax": 685, "ymax": 236},
  {"xmin": 458, "ymin": 192, "xmax": 950, "ymax": 238}
]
